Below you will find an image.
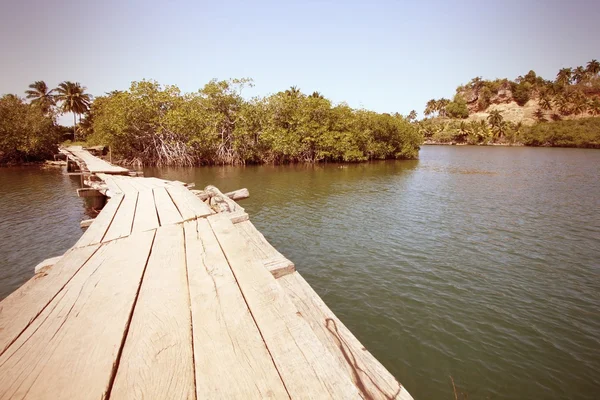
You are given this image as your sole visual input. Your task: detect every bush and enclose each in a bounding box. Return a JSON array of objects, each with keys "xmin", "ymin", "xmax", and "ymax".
[
  {"xmin": 511, "ymin": 82, "xmax": 532, "ymax": 106},
  {"xmin": 446, "ymin": 95, "xmax": 469, "ymax": 118},
  {"xmin": 0, "ymin": 95, "xmax": 59, "ymax": 164},
  {"xmin": 522, "ymin": 117, "xmax": 600, "ymax": 148}
]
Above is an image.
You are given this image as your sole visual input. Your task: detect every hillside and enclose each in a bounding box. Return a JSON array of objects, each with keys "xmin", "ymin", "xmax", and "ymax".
[{"xmin": 423, "ymin": 59, "xmax": 600, "ymax": 125}]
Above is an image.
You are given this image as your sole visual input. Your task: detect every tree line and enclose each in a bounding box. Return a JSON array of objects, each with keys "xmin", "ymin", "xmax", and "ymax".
[
  {"xmin": 84, "ymin": 79, "xmax": 421, "ymax": 166},
  {"xmin": 1, "ymin": 79, "xmax": 421, "ymax": 165}
]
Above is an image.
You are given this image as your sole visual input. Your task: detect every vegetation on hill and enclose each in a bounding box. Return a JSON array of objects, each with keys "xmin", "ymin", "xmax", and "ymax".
[
  {"xmin": 85, "ymin": 79, "xmax": 421, "ymax": 166},
  {"xmin": 418, "ymin": 59, "xmax": 600, "ymax": 148},
  {"xmin": 424, "ymin": 59, "xmax": 600, "ymax": 121}
]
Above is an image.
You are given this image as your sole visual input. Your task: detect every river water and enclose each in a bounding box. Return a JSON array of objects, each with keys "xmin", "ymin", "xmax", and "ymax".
[{"xmin": 1, "ymin": 146, "xmax": 599, "ymax": 399}]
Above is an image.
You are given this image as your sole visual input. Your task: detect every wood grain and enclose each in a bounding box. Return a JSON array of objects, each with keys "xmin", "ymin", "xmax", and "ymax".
[
  {"xmin": 168, "ymin": 186, "xmax": 213, "ymax": 220},
  {"xmin": 153, "ymin": 187, "xmax": 182, "ymax": 226},
  {"xmin": 0, "ymin": 245, "xmax": 100, "ymax": 355},
  {"xmin": 111, "ymin": 225, "xmax": 194, "ymax": 399},
  {"xmin": 0, "ymin": 231, "xmax": 155, "ymax": 400},
  {"xmin": 103, "ymin": 192, "xmax": 138, "ymax": 242},
  {"xmin": 75, "ymin": 193, "xmax": 124, "ymax": 247},
  {"xmin": 208, "ymin": 213, "xmax": 361, "ymax": 399},
  {"xmin": 184, "ymin": 219, "xmax": 288, "ymax": 399},
  {"xmin": 132, "ymin": 190, "xmax": 159, "ymax": 233}
]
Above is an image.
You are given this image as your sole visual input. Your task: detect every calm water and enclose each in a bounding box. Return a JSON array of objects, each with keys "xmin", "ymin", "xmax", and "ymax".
[{"xmin": 1, "ymin": 147, "xmax": 599, "ymax": 399}]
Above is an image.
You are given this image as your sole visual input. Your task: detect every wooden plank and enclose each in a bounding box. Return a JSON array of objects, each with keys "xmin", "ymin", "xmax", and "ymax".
[
  {"xmin": 167, "ymin": 185, "xmax": 213, "ymax": 220},
  {"xmin": 279, "ymin": 272, "xmax": 413, "ymax": 400},
  {"xmin": 153, "ymin": 187, "xmax": 182, "ymax": 226},
  {"xmin": 97, "ymin": 173, "xmax": 123, "ymax": 195},
  {"xmin": 0, "ymin": 245, "xmax": 100, "ymax": 355},
  {"xmin": 183, "ymin": 219, "xmax": 289, "ymax": 399},
  {"xmin": 109, "ymin": 175, "xmax": 138, "ymax": 195},
  {"xmin": 132, "ymin": 190, "xmax": 160, "ymax": 233},
  {"xmin": 208, "ymin": 213, "xmax": 361, "ymax": 399},
  {"xmin": 0, "ymin": 231, "xmax": 155, "ymax": 399},
  {"xmin": 236, "ymin": 220, "xmax": 295, "ymax": 278},
  {"xmin": 66, "ymin": 146, "xmax": 129, "ymax": 174},
  {"xmin": 103, "ymin": 192, "xmax": 139, "ymax": 242},
  {"xmin": 111, "ymin": 225, "xmax": 194, "ymax": 399},
  {"xmin": 75, "ymin": 193, "xmax": 124, "ymax": 247},
  {"xmin": 33, "ymin": 255, "xmax": 63, "ymax": 274},
  {"xmin": 80, "ymin": 218, "xmax": 95, "ymax": 228}
]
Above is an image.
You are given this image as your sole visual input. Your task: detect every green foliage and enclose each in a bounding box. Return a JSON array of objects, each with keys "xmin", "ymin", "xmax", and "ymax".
[
  {"xmin": 0, "ymin": 95, "xmax": 59, "ymax": 164},
  {"xmin": 522, "ymin": 117, "xmax": 600, "ymax": 148},
  {"xmin": 511, "ymin": 82, "xmax": 532, "ymax": 106},
  {"xmin": 25, "ymin": 81, "xmax": 56, "ymax": 115},
  {"xmin": 88, "ymin": 79, "xmax": 422, "ymax": 166},
  {"xmin": 445, "ymin": 95, "xmax": 469, "ymax": 119}
]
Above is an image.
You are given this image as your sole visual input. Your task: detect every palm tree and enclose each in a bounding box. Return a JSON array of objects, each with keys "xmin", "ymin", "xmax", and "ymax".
[
  {"xmin": 424, "ymin": 99, "xmax": 436, "ymax": 116},
  {"xmin": 539, "ymin": 94, "xmax": 553, "ymax": 111},
  {"xmin": 534, "ymin": 109, "xmax": 546, "ymax": 122},
  {"xmin": 285, "ymin": 86, "xmax": 301, "ymax": 97},
  {"xmin": 586, "ymin": 59, "xmax": 600, "ymax": 76},
  {"xmin": 309, "ymin": 91, "xmax": 324, "ymax": 99},
  {"xmin": 407, "ymin": 110, "xmax": 417, "ymax": 122},
  {"xmin": 554, "ymin": 95, "xmax": 572, "ymax": 115},
  {"xmin": 588, "ymin": 97, "xmax": 600, "ymax": 116},
  {"xmin": 556, "ymin": 68, "xmax": 573, "ymax": 86},
  {"xmin": 487, "ymin": 109, "xmax": 503, "ymax": 129},
  {"xmin": 437, "ymin": 98, "xmax": 450, "ymax": 117},
  {"xmin": 55, "ymin": 81, "xmax": 92, "ymax": 140},
  {"xmin": 25, "ymin": 81, "xmax": 55, "ymax": 114},
  {"xmin": 573, "ymin": 66, "xmax": 587, "ymax": 84}
]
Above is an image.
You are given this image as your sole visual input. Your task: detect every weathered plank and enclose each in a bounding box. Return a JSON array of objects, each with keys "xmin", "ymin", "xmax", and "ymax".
[
  {"xmin": 167, "ymin": 185, "xmax": 213, "ymax": 220},
  {"xmin": 183, "ymin": 219, "xmax": 288, "ymax": 399},
  {"xmin": 0, "ymin": 245, "xmax": 100, "ymax": 355},
  {"xmin": 132, "ymin": 190, "xmax": 159, "ymax": 233},
  {"xmin": 279, "ymin": 272, "xmax": 414, "ymax": 400},
  {"xmin": 97, "ymin": 173, "xmax": 123, "ymax": 195},
  {"xmin": 109, "ymin": 175, "xmax": 138, "ymax": 194},
  {"xmin": 236, "ymin": 220, "xmax": 295, "ymax": 278},
  {"xmin": 103, "ymin": 192, "xmax": 139, "ymax": 242},
  {"xmin": 33, "ymin": 255, "xmax": 63, "ymax": 274},
  {"xmin": 75, "ymin": 193, "xmax": 124, "ymax": 247},
  {"xmin": 65, "ymin": 146, "xmax": 129, "ymax": 174},
  {"xmin": 111, "ymin": 225, "xmax": 194, "ymax": 399},
  {"xmin": 208, "ymin": 213, "xmax": 361, "ymax": 399},
  {"xmin": 0, "ymin": 231, "xmax": 155, "ymax": 399},
  {"xmin": 153, "ymin": 187, "xmax": 182, "ymax": 225}
]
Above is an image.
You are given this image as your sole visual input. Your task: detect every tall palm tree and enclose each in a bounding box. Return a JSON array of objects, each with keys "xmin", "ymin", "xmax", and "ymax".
[
  {"xmin": 25, "ymin": 81, "xmax": 55, "ymax": 114},
  {"xmin": 573, "ymin": 66, "xmax": 587, "ymax": 84},
  {"xmin": 437, "ymin": 98, "xmax": 450, "ymax": 117},
  {"xmin": 55, "ymin": 81, "xmax": 92, "ymax": 140},
  {"xmin": 556, "ymin": 68, "xmax": 573, "ymax": 86},
  {"xmin": 586, "ymin": 59, "xmax": 600, "ymax": 76},
  {"xmin": 424, "ymin": 99, "xmax": 436, "ymax": 116},
  {"xmin": 407, "ymin": 110, "xmax": 417, "ymax": 122}
]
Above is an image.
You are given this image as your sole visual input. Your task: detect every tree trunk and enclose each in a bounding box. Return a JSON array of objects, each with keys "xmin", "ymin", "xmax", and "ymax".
[{"xmin": 73, "ymin": 113, "xmax": 77, "ymax": 142}]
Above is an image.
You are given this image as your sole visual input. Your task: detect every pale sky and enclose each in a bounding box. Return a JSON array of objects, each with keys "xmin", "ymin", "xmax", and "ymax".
[{"xmin": 1, "ymin": 0, "xmax": 599, "ymax": 125}]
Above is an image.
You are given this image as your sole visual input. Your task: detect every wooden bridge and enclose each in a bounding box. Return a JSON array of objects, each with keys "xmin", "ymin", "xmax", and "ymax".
[{"xmin": 0, "ymin": 147, "xmax": 412, "ymax": 400}]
